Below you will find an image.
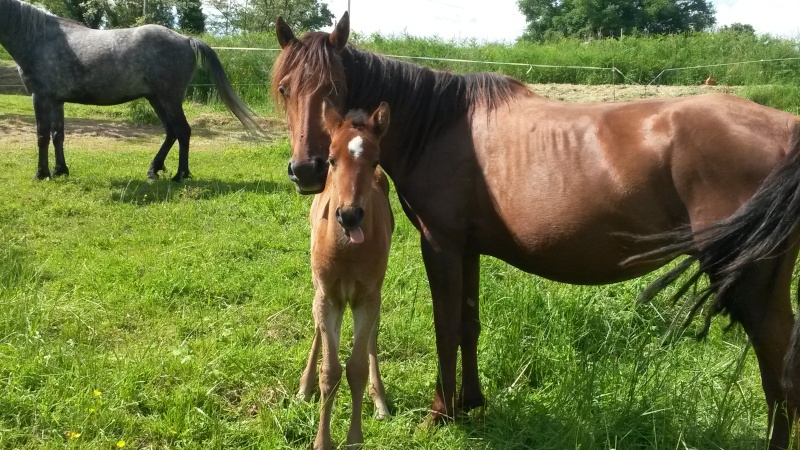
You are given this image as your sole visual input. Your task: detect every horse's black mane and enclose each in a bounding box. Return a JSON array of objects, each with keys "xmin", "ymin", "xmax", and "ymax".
[
  {"xmin": 0, "ymin": 0, "xmax": 56, "ymax": 43},
  {"xmin": 272, "ymin": 32, "xmax": 526, "ymax": 170},
  {"xmin": 339, "ymin": 45, "xmax": 525, "ymax": 167}
]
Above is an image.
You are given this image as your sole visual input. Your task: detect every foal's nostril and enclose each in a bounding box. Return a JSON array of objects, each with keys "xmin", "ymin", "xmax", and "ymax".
[{"xmin": 335, "ymin": 206, "xmax": 365, "ymax": 229}]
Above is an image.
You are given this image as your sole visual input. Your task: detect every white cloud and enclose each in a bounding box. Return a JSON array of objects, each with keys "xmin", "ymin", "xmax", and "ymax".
[
  {"xmin": 712, "ymin": 0, "xmax": 800, "ymax": 38},
  {"xmin": 322, "ymin": 0, "xmax": 527, "ymax": 43},
  {"xmin": 321, "ymin": 1, "xmax": 800, "ymax": 42}
]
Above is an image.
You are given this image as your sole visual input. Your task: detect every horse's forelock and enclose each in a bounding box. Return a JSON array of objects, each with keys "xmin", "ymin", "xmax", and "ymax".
[{"xmin": 271, "ymin": 32, "xmax": 346, "ymax": 112}]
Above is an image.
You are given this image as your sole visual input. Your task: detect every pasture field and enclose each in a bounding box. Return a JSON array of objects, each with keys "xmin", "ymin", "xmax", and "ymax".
[{"xmin": 0, "ymin": 87, "xmax": 785, "ymax": 449}]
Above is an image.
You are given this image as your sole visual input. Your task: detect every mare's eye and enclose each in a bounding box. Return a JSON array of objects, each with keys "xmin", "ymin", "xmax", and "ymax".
[
  {"xmin": 328, "ymin": 158, "xmax": 336, "ymax": 167},
  {"xmin": 278, "ymin": 84, "xmax": 288, "ymax": 98}
]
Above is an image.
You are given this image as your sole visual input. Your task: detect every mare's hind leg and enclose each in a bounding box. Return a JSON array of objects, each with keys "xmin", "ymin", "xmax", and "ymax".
[
  {"xmin": 168, "ymin": 101, "xmax": 192, "ymax": 182},
  {"xmin": 51, "ymin": 102, "xmax": 68, "ymax": 177},
  {"xmin": 31, "ymin": 93, "xmax": 53, "ymax": 180},
  {"xmin": 723, "ymin": 255, "xmax": 797, "ymax": 449},
  {"xmin": 459, "ymin": 253, "xmax": 485, "ymax": 413},
  {"xmin": 146, "ymin": 97, "xmax": 177, "ymax": 180},
  {"xmin": 298, "ymin": 324, "xmax": 321, "ymax": 401}
]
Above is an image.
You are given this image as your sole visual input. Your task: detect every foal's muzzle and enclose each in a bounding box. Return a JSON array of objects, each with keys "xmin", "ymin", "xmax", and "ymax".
[
  {"xmin": 287, "ymin": 157, "xmax": 327, "ymax": 194},
  {"xmin": 336, "ymin": 206, "xmax": 365, "ymax": 230}
]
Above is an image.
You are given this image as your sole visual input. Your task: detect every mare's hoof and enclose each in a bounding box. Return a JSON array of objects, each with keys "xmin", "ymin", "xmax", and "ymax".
[
  {"xmin": 459, "ymin": 393, "xmax": 486, "ymax": 413},
  {"xmin": 52, "ymin": 167, "xmax": 69, "ymax": 178},
  {"xmin": 172, "ymin": 171, "xmax": 192, "ymax": 182}
]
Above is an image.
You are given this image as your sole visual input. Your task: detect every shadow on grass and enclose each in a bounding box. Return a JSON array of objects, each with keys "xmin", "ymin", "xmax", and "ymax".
[
  {"xmin": 108, "ymin": 177, "xmax": 291, "ymax": 204},
  {"xmin": 453, "ymin": 399, "xmax": 765, "ymax": 450}
]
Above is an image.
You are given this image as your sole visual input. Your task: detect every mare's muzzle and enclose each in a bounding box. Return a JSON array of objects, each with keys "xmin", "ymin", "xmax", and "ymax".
[
  {"xmin": 287, "ymin": 157, "xmax": 328, "ymax": 194},
  {"xmin": 336, "ymin": 206, "xmax": 365, "ymax": 230}
]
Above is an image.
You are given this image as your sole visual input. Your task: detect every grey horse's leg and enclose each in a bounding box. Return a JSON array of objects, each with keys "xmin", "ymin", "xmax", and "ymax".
[
  {"xmin": 51, "ymin": 102, "xmax": 68, "ymax": 177},
  {"xmin": 146, "ymin": 97, "xmax": 177, "ymax": 180},
  {"xmin": 32, "ymin": 93, "xmax": 53, "ymax": 180}
]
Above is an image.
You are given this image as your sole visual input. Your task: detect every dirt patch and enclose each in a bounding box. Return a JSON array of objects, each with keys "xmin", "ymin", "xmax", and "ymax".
[{"xmin": 0, "ymin": 84, "xmax": 734, "ymax": 149}]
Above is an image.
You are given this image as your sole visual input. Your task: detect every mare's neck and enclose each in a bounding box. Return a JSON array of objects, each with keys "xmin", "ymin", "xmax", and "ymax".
[{"xmin": 0, "ymin": 0, "xmax": 50, "ymax": 63}]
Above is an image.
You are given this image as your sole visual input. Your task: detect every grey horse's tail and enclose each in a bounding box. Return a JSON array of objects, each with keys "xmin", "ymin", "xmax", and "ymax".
[{"xmin": 190, "ymin": 38, "xmax": 262, "ymax": 135}]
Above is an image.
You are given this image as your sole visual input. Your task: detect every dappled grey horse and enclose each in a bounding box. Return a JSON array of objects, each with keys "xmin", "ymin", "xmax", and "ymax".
[{"xmin": 0, "ymin": 0, "xmax": 261, "ymax": 181}]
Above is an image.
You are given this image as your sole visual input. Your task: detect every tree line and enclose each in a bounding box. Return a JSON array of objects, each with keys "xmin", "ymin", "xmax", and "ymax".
[{"xmin": 36, "ymin": 0, "xmax": 759, "ymax": 42}]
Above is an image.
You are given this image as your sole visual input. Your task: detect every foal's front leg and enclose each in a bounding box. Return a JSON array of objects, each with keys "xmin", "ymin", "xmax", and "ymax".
[
  {"xmin": 314, "ymin": 291, "xmax": 344, "ymax": 450},
  {"xmin": 348, "ymin": 294, "xmax": 381, "ymax": 447}
]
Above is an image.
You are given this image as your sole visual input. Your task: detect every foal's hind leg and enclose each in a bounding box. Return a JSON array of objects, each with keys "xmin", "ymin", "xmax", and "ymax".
[
  {"xmin": 298, "ymin": 324, "xmax": 321, "ymax": 401},
  {"xmin": 367, "ymin": 315, "xmax": 390, "ymax": 420},
  {"xmin": 50, "ymin": 102, "xmax": 68, "ymax": 177},
  {"xmin": 146, "ymin": 97, "xmax": 177, "ymax": 180},
  {"xmin": 31, "ymin": 93, "xmax": 53, "ymax": 180},
  {"xmin": 724, "ymin": 257, "xmax": 797, "ymax": 449}
]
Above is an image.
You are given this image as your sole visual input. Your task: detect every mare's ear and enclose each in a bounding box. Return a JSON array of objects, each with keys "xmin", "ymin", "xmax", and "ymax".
[
  {"xmin": 276, "ymin": 17, "xmax": 297, "ymax": 48},
  {"xmin": 370, "ymin": 102, "xmax": 390, "ymax": 138},
  {"xmin": 322, "ymin": 99, "xmax": 343, "ymax": 135},
  {"xmin": 328, "ymin": 11, "xmax": 350, "ymax": 52}
]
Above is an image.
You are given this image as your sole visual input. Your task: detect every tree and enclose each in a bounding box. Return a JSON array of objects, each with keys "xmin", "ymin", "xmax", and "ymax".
[
  {"xmin": 205, "ymin": 0, "xmax": 334, "ymax": 34},
  {"xmin": 36, "ymin": 0, "xmax": 108, "ymax": 28},
  {"xmin": 518, "ymin": 0, "xmax": 716, "ymax": 40},
  {"xmin": 105, "ymin": 0, "xmax": 175, "ymax": 28},
  {"xmin": 719, "ymin": 22, "xmax": 756, "ymax": 36},
  {"xmin": 177, "ymin": 0, "xmax": 206, "ymax": 34}
]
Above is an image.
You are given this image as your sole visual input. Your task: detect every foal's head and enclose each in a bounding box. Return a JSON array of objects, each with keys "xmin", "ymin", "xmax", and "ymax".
[{"xmin": 323, "ymin": 101, "xmax": 390, "ymax": 244}]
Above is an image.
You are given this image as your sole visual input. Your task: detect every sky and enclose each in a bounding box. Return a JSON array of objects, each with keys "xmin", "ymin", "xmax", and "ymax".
[{"xmin": 321, "ymin": 0, "xmax": 800, "ymax": 43}]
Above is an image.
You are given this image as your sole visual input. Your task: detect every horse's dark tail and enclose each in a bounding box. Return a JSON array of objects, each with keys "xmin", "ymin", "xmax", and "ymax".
[
  {"xmin": 190, "ymin": 38, "xmax": 263, "ymax": 135},
  {"xmin": 624, "ymin": 123, "xmax": 800, "ymax": 337}
]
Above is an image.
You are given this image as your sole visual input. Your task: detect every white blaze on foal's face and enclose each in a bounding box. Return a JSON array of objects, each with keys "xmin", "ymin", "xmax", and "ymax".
[{"xmin": 348, "ymin": 135, "xmax": 364, "ymax": 159}]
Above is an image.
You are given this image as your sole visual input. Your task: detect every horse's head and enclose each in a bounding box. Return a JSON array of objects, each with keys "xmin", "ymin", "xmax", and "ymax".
[
  {"xmin": 273, "ymin": 12, "xmax": 350, "ymax": 194},
  {"xmin": 322, "ymin": 101, "xmax": 390, "ymax": 243}
]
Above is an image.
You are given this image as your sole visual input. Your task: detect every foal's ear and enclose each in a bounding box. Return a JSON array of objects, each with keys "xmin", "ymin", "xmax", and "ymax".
[
  {"xmin": 276, "ymin": 16, "xmax": 297, "ymax": 48},
  {"xmin": 370, "ymin": 102, "xmax": 390, "ymax": 138},
  {"xmin": 328, "ymin": 11, "xmax": 350, "ymax": 52},
  {"xmin": 322, "ymin": 99, "xmax": 343, "ymax": 134}
]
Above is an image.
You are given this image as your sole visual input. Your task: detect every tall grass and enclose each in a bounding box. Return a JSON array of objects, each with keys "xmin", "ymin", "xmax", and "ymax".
[
  {"xmin": 1, "ymin": 30, "xmax": 798, "ymax": 112},
  {"xmin": 0, "ymin": 93, "xmax": 780, "ymax": 449}
]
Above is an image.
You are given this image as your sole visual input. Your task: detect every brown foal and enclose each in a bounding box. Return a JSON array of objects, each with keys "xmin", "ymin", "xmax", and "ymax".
[{"xmin": 298, "ymin": 102, "xmax": 393, "ymax": 449}]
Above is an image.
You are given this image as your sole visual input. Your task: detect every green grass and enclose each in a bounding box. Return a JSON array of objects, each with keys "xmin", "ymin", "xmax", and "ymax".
[{"xmin": 0, "ymin": 95, "xmax": 778, "ymax": 449}]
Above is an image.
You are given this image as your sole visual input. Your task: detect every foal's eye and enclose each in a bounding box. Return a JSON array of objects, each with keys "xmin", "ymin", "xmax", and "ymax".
[
  {"xmin": 328, "ymin": 158, "xmax": 336, "ymax": 167},
  {"xmin": 278, "ymin": 84, "xmax": 288, "ymax": 98}
]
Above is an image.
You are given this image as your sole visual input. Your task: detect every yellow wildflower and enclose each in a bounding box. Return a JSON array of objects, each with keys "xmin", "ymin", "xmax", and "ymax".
[
  {"xmin": 65, "ymin": 431, "xmax": 81, "ymax": 440},
  {"xmin": 116, "ymin": 440, "xmax": 126, "ymax": 448}
]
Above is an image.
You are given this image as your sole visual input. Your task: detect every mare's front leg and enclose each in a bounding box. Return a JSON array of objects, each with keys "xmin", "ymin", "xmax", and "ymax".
[
  {"xmin": 51, "ymin": 102, "xmax": 69, "ymax": 177},
  {"xmin": 368, "ymin": 315, "xmax": 390, "ymax": 419},
  {"xmin": 421, "ymin": 236, "xmax": 463, "ymax": 421},
  {"xmin": 31, "ymin": 93, "xmax": 53, "ymax": 180},
  {"xmin": 459, "ymin": 253, "xmax": 485, "ymax": 413},
  {"xmin": 347, "ymin": 294, "xmax": 381, "ymax": 447},
  {"xmin": 313, "ymin": 291, "xmax": 344, "ymax": 450},
  {"xmin": 298, "ymin": 324, "xmax": 321, "ymax": 401}
]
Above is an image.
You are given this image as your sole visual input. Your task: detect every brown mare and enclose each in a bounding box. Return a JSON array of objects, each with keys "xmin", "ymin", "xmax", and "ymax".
[
  {"xmin": 273, "ymin": 13, "xmax": 800, "ymax": 448},
  {"xmin": 298, "ymin": 102, "xmax": 393, "ymax": 449}
]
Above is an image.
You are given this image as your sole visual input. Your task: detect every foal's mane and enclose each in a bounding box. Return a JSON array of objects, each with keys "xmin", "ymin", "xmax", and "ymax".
[
  {"xmin": 272, "ymin": 32, "xmax": 526, "ymax": 168},
  {"xmin": 0, "ymin": 0, "xmax": 57, "ymax": 41}
]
